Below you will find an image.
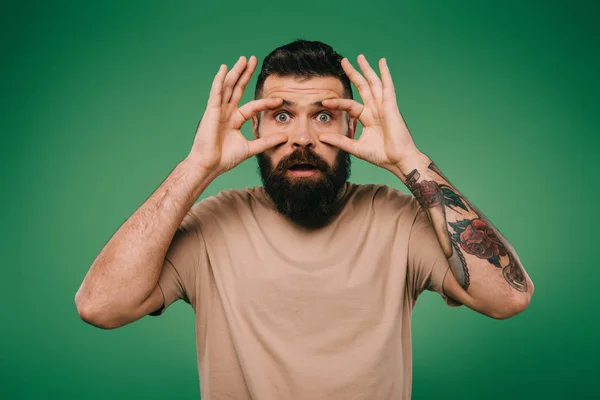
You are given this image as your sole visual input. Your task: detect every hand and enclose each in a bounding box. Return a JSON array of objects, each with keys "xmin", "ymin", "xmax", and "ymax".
[
  {"xmin": 319, "ymin": 55, "xmax": 423, "ymax": 173},
  {"xmin": 187, "ymin": 56, "xmax": 287, "ymax": 176}
]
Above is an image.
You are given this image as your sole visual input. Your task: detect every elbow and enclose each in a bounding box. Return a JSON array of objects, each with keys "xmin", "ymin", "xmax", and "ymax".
[
  {"xmin": 488, "ymin": 286, "xmax": 534, "ymax": 320},
  {"xmin": 74, "ymin": 292, "xmax": 121, "ymax": 330}
]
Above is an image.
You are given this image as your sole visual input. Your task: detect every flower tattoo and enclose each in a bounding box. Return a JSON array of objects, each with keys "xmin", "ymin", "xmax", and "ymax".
[
  {"xmin": 408, "ymin": 164, "xmax": 528, "ymax": 292},
  {"xmin": 459, "ymin": 219, "xmax": 507, "ymax": 259},
  {"xmin": 450, "ymin": 218, "xmax": 527, "ymax": 292},
  {"xmin": 412, "ymin": 180, "xmax": 444, "ymax": 208}
]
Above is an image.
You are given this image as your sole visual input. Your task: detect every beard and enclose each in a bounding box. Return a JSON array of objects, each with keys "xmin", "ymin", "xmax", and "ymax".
[{"xmin": 256, "ymin": 147, "xmax": 351, "ymax": 229}]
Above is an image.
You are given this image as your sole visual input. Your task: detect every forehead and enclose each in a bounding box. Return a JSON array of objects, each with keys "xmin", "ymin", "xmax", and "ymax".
[{"xmin": 261, "ymin": 75, "xmax": 345, "ymax": 104}]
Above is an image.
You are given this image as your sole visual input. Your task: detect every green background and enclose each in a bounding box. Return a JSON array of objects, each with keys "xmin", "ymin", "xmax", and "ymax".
[{"xmin": 2, "ymin": 0, "xmax": 598, "ymax": 398}]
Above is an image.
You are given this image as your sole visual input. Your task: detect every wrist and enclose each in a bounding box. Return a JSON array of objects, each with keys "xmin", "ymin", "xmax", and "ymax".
[
  {"xmin": 179, "ymin": 156, "xmax": 219, "ymax": 191},
  {"xmin": 389, "ymin": 150, "xmax": 432, "ymax": 183}
]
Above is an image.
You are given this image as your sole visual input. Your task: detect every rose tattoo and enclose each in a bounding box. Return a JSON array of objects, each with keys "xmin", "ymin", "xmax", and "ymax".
[
  {"xmin": 451, "ymin": 218, "xmax": 527, "ymax": 292},
  {"xmin": 412, "ymin": 180, "xmax": 444, "ymax": 208},
  {"xmin": 459, "ymin": 219, "xmax": 507, "ymax": 259}
]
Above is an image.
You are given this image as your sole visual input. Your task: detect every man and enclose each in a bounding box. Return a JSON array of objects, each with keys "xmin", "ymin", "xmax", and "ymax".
[{"xmin": 75, "ymin": 40, "xmax": 533, "ymax": 399}]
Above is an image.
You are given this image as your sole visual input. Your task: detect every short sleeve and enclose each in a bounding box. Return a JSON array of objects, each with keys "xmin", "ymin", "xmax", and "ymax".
[
  {"xmin": 407, "ymin": 203, "xmax": 452, "ymax": 304},
  {"xmin": 149, "ymin": 209, "xmax": 204, "ymax": 316}
]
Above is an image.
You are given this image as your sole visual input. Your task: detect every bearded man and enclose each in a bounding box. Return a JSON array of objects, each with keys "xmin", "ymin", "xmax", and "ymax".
[{"xmin": 75, "ymin": 39, "xmax": 533, "ymax": 400}]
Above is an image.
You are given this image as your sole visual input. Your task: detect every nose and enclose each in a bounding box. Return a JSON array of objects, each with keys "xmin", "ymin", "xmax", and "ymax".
[{"xmin": 290, "ymin": 118, "xmax": 316, "ymax": 149}]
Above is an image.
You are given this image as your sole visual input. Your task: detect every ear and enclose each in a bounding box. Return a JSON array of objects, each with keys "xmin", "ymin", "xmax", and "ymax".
[{"xmin": 252, "ymin": 115, "xmax": 259, "ymax": 140}]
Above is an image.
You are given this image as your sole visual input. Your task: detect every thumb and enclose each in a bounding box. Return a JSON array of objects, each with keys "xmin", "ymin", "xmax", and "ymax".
[
  {"xmin": 319, "ymin": 133, "xmax": 358, "ymax": 156},
  {"xmin": 247, "ymin": 133, "xmax": 288, "ymax": 157}
]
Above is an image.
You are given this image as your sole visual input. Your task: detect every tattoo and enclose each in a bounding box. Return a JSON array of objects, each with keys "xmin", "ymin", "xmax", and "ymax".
[
  {"xmin": 428, "ymin": 162, "xmax": 448, "ymax": 181},
  {"xmin": 449, "ymin": 218, "xmax": 527, "ymax": 291},
  {"xmin": 502, "ymin": 254, "xmax": 528, "ymax": 292},
  {"xmin": 405, "ymin": 169, "xmax": 420, "ymax": 189},
  {"xmin": 406, "ymin": 168, "xmax": 468, "ymax": 212},
  {"xmin": 450, "ymin": 238, "xmax": 470, "ymax": 290},
  {"xmin": 408, "ymin": 163, "xmax": 528, "ymax": 292},
  {"xmin": 406, "ymin": 169, "xmax": 444, "ymax": 208}
]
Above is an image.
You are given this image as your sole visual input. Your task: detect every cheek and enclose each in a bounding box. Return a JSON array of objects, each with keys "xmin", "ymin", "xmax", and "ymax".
[
  {"xmin": 314, "ymin": 120, "xmax": 346, "ymax": 133},
  {"xmin": 260, "ymin": 118, "xmax": 292, "ymax": 133},
  {"xmin": 262, "ymin": 148, "xmax": 286, "ymax": 169},
  {"xmin": 257, "ymin": 118, "xmax": 278, "ymax": 137},
  {"xmin": 321, "ymin": 149, "xmax": 342, "ymax": 168}
]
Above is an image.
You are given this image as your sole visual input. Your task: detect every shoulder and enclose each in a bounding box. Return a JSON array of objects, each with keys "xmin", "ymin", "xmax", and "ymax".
[
  {"xmin": 347, "ymin": 182, "xmax": 419, "ymax": 214},
  {"xmin": 188, "ymin": 186, "xmax": 266, "ymax": 224}
]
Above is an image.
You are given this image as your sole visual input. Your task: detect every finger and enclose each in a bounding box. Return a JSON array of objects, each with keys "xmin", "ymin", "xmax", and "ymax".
[
  {"xmin": 246, "ymin": 133, "xmax": 288, "ymax": 157},
  {"xmin": 320, "ymin": 98, "xmax": 364, "ymax": 119},
  {"xmin": 222, "ymin": 56, "xmax": 248, "ymax": 105},
  {"xmin": 230, "ymin": 55, "xmax": 258, "ymax": 105},
  {"xmin": 232, "ymin": 97, "xmax": 284, "ymax": 128},
  {"xmin": 341, "ymin": 58, "xmax": 375, "ymax": 107},
  {"xmin": 318, "ymin": 133, "xmax": 358, "ymax": 156},
  {"xmin": 357, "ymin": 54, "xmax": 383, "ymax": 103},
  {"xmin": 379, "ymin": 58, "xmax": 397, "ymax": 105},
  {"xmin": 207, "ymin": 64, "xmax": 228, "ymax": 107}
]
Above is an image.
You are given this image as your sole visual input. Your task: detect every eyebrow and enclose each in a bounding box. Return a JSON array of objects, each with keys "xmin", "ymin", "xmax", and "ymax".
[{"xmin": 279, "ymin": 99, "xmax": 326, "ymax": 108}]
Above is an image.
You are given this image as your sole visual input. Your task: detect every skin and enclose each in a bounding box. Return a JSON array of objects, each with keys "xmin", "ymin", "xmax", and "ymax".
[
  {"xmin": 185, "ymin": 56, "xmax": 292, "ymax": 176},
  {"xmin": 76, "ymin": 52, "xmax": 533, "ymax": 331},
  {"xmin": 251, "ymin": 75, "xmax": 358, "ymax": 177},
  {"xmin": 312, "ymin": 54, "xmax": 534, "ymax": 318},
  {"xmin": 75, "ymin": 56, "xmax": 292, "ymax": 328},
  {"xmin": 214, "ymin": 54, "xmax": 532, "ymax": 318}
]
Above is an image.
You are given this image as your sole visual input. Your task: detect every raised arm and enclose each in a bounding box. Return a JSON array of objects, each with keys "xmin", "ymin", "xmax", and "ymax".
[
  {"xmin": 318, "ymin": 54, "xmax": 533, "ymax": 319},
  {"xmin": 74, "ymin": 55, "xmax": 288, "ymax": 329},
  {"xmin": 400, "ymin": 154, "xmax": 533, "ymax": 318}
]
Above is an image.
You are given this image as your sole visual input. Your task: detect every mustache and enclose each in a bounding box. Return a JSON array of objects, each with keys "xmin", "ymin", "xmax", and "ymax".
[{"xmin": 273, "ymin": 149, "xmax": 331, "ymax": 173}]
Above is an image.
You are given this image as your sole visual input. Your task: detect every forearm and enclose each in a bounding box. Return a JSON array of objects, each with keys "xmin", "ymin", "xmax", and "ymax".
[
  {"xmin": 75, "ymin": 156, "xmax": 215, "ymax": 320},
  {"xmin": 391, "ymin": 151, "xmax": 533, "ymax": 317}
]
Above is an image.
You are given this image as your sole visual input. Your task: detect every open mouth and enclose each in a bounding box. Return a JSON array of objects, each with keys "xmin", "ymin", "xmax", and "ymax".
[
  {"xmin": 287, "ymin": 162, "xmax": 320, "ymax": 177},
  {"xmin": 288, "ymin": 163, "xmax": 318, "ymax": 171}
]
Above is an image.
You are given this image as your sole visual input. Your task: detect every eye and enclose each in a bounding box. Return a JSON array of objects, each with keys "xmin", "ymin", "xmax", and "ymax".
[
  {"xmin": 317, "ymin": 112, "xmax": 331, "ymax": 123},
  {"xmin": 275, "ymin": 112, "xmax": 290, "ymax": 123}
]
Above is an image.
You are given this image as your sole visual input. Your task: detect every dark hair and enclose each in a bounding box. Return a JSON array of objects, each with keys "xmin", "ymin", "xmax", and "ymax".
[{"xmin": 254, "ymin": 39, "xmax": 353, "ymax": 100}]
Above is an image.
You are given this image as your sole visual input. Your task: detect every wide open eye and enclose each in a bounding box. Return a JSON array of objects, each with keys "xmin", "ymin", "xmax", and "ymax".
[
  {"xmin": 275, "ymin": 112, "xmax": 290, "ymax": 122},
  {"xmin": 317, "ymin": 112, "xmax": 331, "ymax": 123}
]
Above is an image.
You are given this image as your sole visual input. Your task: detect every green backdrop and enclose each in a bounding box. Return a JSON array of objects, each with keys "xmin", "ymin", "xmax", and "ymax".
[{"xmin": 2, "ymin": 0, "xmax": 598, "ymax": 398}]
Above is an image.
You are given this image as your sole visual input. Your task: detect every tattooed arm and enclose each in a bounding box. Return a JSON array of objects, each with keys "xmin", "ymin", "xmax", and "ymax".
[
  {"xmin": 316, "ymin": 54, "xmax": 533, "ymax": 318},
  {"xmin": 396, "ymin": 151, "xmax": 534, "ymax": 319}
]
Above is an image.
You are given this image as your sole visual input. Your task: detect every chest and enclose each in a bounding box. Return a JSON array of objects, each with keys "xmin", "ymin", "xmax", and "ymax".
[{"xmin": 205, "ymin": 223, "xmax": 408, "ymax": 338}]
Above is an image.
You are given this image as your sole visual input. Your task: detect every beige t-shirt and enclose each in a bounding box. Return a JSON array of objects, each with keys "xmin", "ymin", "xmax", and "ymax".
[{"xmin": 149, "ymin": 182, "xmax": 453, "ymax": 399}]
